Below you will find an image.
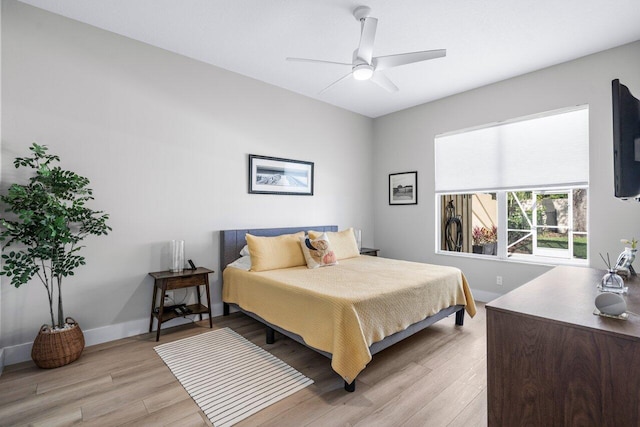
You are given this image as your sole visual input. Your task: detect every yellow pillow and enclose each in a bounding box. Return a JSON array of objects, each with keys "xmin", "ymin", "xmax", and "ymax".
[
  {"xmin": 308, "ymin": 228, "xmax": 360, "ymax": 260},
  {"xmin": 246, "ymin": 232, "xmax": 306, "ymax": 272}
]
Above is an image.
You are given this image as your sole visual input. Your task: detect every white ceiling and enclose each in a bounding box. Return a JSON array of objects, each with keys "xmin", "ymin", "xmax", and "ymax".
[{"xmin": 16, "ymin": 0, "xmax": 640, "ymax": 118}]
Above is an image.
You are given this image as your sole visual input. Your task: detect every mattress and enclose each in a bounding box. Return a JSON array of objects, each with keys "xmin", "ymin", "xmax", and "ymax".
[{"xmin": 222, "ymin": 255, "xmax": 476, "ymax": 382}]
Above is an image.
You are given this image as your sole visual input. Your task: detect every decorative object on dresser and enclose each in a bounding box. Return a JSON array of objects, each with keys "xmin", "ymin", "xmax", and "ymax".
[
  {"xmin": 248, "ymin": 154, "xmax": 314, "ymax": 195},
  {"xmin": 594, "ymin": 292, "xmax": 627, "ymax": 318},
  {"xmin": 155, "ymin": 327, "xmax": 313, "ymax": 427},
  {"xmin": 0, "ymin": 143, "xmax": 111, "ymax": 369},
  {"xmin": 598, "ymin": 252, "xmax": 627, "ymax": 294},
  {"xmin": 149, "ymin": 267, "xmax": 214, "ymax": 341},
  {"xmin": 615, "ymin": 237, "xmax": 637, "ymax": 277},
  {"xmin": 389, "ymin": 171, "xmax": 417, "ymax": 205},
  {"xmin": 486, "ymin": 266, "xmax": 640, "ymax": 426}
]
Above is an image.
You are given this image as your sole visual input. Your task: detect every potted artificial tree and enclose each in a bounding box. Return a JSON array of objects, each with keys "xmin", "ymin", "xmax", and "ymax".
[{"xmin": 0, "ymin": 143, "xmax": 110, "ymax": 368}]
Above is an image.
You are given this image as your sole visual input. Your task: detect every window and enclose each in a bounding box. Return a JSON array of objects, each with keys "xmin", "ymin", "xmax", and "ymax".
[
  {"xmin": 440, "ymin": 192, "xmax": 497, "ymax": 255},
  {"xmin": 507, "ymin": 189, "xmax": 587, "ymax": 260},
  {"xmin": 435, "ymin": 107, "xmax": 589, "ymax": 265}
]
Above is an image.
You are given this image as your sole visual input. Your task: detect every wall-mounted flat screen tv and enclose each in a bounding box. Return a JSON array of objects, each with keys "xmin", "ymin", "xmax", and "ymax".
[{"xmin": 612, "ymin": 79, "xmax": 640, "ymax": 199}]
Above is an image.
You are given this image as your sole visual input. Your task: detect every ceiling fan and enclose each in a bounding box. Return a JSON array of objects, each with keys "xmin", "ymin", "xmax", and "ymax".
[{"xmin": 286, "ymin": 6, "xmax": 446, "ymax": 94}]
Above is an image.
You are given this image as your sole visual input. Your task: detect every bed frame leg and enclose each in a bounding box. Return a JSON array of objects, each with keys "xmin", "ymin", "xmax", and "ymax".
[
  {"xmin": 266, "ymin": 327, "xmax": 275, "ymax": 344},
  {"xmin": 455, "ymin": 309, "xmax": 465, "ymax": 326},
  {"xmin": 223, "ymin": 303, "xmax": 230, "ymax": 316},
  {"xmin": 344, "ymin": 380, "xmax": 356, "ymax": 392}
]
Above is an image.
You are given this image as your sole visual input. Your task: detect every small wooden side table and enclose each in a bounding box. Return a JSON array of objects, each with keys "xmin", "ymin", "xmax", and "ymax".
[
  {"xmin": 360, "ymin": 247, "xmax": 380, "ymax": 256},
  {"xmin": 148, "ymin": 267, "xmax": 214, "ymax": 341}
]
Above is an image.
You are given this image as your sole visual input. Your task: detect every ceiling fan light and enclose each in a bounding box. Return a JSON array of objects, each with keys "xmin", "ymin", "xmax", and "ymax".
[{"xmin": 352, "ymin": 64, "xmax": 374, "ymax": 80}]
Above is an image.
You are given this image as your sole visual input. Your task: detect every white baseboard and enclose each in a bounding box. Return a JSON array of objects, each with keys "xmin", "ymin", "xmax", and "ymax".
[
  {"xmin": 470, "ymin": 288, "xmax": 503, "ymax": 303},
  {"xmin": 1, "ymin": 293, "xmax": 498, "ymax": 367},
  {"xmin": 0, "ymin": 348, "xmax": 5, "ymax": 377},
  {"xmin": 3, "ymin": 339, "xmax": 31, "ymax": 366},
  {"xmin": 2, "ymin": 302, "xmax": 226, "ymax": 367}
]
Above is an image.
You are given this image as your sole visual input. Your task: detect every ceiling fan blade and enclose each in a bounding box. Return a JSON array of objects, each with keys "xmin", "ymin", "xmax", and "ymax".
[
  {"xmin": 319, "ymin": 72, "xmax": 353, "ymax": 94},
  {"xmin": 286, "ymin": 57, "xmax": 352, "ymax": 67},
  {"xmin": 374, "ymin": 49, "xmax": 446, "ymax": 70},
  {"xmin": 357, "ymin": 17, "xmax": 378, "ymax": 64},
  {"xmin": 370, "ymin": 71, "xmax": 399, "ymax": 93}
]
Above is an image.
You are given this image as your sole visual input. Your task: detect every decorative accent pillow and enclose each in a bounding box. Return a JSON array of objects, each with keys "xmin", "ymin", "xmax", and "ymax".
[
  {"xmin": 245, "ymin": 232, "xmax": 306, "ymax": 272},
  {"xmin": 299, "ymin": 233, "xmax": 338, "ymax": 269},
  {"xmin": 308, "ymin": 228, "xmax": 360, "ymax": 260}
]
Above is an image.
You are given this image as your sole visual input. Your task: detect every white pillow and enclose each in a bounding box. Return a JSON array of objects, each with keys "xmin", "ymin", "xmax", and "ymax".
[
  {"xmin": 227, "ymin": 255, "xmax": 252, "ymax": 271},
  {"xmin": 239, "ymin": 245, "xmax": 250, "ymax": 257}
]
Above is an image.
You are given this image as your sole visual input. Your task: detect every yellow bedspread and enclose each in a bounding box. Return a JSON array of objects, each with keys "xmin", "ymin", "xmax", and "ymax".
[{"xmin": 222, "ymin": 256, "xmax": 476, "ymax": 383}]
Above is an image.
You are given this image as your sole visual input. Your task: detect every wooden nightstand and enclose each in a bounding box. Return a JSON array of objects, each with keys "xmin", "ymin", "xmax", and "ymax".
[
  {"xmin": 148, "ymin": 267, "xmax": 214, "ymax": 341},
  {"xmin": 360, "ymin": 247, "xmax": 380, "ymax": 256}
]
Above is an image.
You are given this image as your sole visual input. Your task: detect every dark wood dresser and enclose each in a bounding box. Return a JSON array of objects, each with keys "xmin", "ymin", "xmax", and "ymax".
[{"xmin": 486, "ymin": 266, "xmax": 640, "ymax": 426}]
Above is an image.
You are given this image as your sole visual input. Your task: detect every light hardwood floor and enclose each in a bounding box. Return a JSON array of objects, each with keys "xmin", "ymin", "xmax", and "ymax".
[{"xmin": 0, "ymin": 304, "xmax": 487, "ymax": 426}]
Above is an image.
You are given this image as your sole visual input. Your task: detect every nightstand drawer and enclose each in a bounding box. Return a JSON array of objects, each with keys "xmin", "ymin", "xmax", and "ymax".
[{"xmin": 166, "ymin": 274, "xmax": 206, "ymax": 289}]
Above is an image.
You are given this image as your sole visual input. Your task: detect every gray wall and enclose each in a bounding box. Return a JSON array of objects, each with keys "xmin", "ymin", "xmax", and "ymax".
[
  {"xmin": 0, "ymin": 1, "xmax": 374, "ymax": 362},
  {"xmin": 374, "ymin": 41, "xmax": 640, "ymax": 299}
]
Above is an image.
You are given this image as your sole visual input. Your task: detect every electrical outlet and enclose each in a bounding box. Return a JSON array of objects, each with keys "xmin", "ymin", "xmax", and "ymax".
[
  {"xmin": 496, "ymin": 276, "xmax": 503, "ymax": 286},
  {"xmin": 164, "ymin": 291, "xmax": 174, "ymax": 305}
]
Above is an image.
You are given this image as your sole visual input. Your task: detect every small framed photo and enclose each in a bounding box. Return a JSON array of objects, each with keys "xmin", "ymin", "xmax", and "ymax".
[
  {"xmin": 389, "ymin": 171, "xmax": 418, "ymax": 205},
  {"xmin": 249, "ymin": 154, "xmax": 314, "ymax": 196}
]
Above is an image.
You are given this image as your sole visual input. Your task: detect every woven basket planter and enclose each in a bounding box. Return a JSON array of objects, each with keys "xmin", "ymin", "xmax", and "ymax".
[{"xmin": 31, "ymin": 317, "xmax": 85, "ymax": 369}]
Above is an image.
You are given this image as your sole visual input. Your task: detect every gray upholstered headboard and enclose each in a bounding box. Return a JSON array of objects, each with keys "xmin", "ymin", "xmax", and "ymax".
[{"xmin": 219, "ymin": 225, "xmax": 338, "ymax": 270}]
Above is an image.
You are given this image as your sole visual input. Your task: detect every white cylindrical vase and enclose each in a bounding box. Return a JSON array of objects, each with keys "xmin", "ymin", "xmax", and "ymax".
[{"xmin": 170, "ymin": 240, "xmax": 184, "ymax": 273}]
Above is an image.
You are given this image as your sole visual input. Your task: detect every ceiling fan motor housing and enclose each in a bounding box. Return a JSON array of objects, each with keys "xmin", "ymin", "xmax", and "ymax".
[
  {"xmin": 352, "ymin": 63, "xmax": 374, "ymax": 80},
  {"xmin": 353, "ymin": 6, "xmax": 372, "ymax": 21}
]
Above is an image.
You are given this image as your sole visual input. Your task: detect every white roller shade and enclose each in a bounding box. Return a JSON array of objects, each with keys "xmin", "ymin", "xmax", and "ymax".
[{"xmin": 435, "ymin": 107, "xmax": 589, "ymax": 193}]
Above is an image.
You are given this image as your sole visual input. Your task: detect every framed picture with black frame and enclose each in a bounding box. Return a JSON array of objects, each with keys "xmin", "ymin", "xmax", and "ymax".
[
  {"xmin": 389, "ymin": 171, "xmax": 417, "ymax": 205},
  {"xmin": 248, "ymin": 154, "xmax": 314, "ymax": 196}
]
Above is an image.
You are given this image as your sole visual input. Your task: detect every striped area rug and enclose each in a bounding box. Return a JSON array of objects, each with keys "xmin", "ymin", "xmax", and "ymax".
[{"xmin": 154, "ymin": 327, "xmax": 313, "ymax": 427}]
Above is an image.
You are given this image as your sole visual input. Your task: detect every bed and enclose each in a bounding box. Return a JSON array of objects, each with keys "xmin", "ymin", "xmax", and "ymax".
[{"xmin": 220, "ymin": 225, "xmax": 476, "ymax": 392}]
